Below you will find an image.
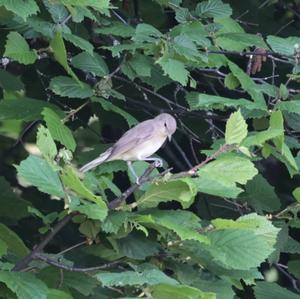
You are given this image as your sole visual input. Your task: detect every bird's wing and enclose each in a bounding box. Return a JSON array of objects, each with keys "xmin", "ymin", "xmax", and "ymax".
[{"xmin": 108, "ymin": 119, "xmax": 156, "ymax": 159}]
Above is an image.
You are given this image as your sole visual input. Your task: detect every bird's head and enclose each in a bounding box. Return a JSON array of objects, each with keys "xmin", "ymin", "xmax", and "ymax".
[{"xmin": 156, "ymin": 113, "xmax": 177, "ymax": 141}]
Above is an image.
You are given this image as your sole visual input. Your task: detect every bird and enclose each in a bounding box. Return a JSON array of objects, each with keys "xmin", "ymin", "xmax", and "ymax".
[{"xmin": 79, "ymin": 113, "xmax": 177, "ymax": 182}]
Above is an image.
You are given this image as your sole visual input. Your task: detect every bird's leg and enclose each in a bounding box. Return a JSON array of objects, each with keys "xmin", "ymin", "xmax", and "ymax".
[
  {"xmin": 127, "ymin": 161, "xmax": 140, "ymax": 185},
  {"xmin": 143, "ymin": 157, "xmax": 163, "ymax": 168}
]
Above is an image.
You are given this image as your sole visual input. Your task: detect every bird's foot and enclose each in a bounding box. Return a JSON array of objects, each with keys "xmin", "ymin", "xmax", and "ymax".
[{"xmin": 154, "ymin": 159, "xmax": 163, "ymax": 168}]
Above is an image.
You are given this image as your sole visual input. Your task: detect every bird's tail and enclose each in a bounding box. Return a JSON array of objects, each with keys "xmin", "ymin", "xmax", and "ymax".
[{"xmin": 79, "ymin": 148, "xmax": 112, "ymax": 173}]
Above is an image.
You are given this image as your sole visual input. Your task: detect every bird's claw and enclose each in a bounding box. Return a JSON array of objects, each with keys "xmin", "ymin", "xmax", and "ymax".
[
  {"xmin": 154, "ymin": 160, "xmax": 163, "ymax": 168},
  {"xmin": 135, "ymin": 177, "xmax": 141, "ymax": 185}
]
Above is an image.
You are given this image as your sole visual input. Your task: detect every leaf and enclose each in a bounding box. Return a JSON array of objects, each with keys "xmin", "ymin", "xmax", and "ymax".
[
  {"xmin": 228, "ymin": 61, "xmax": 266, "ymax": 108},
  {"xmin": 101, "ymin": 211, "xmax": 129, "ymax": 234},
  {"xmin": 63, "ymin": 33, "xmax": 94, "ymax": 56},
  {"xmin": 95, "ymin": 269, "xmax": 178, "ymax": 287},
  {"xmin": 71, "ymin": 52, "xmax": 108, "ymax": 76},
  {"xmin": 225, "ymin": 109, "xmax": 248, "ymax": 145},
  {"xmin": 1, "ymin": 223, "xmax": 26, "ymax": 259},
  {"xmin": 42, "ymin": 108, "xmax": 76, "ymax": 151},
  {"xmin": 150, "ymin": 284, "xmax": 216, "ymax": 299},
  {"xmin": 61, "ymin": 166, "xmax": 108, "ymax": 221},
  {"xmin": 16, "ymin": 155, "xmax": 64, "ymax": 197},
  {"xmin": 277, "ymin": 100, "xmax": 300, "ymax": 115},
  {"xmin": 4, "ymin": 32, "xmax": 37, "ymax": 65},
  {"xmin": 49, "ymin": 76, "xmax": 94, "ymax": 99},
  {"xmin": 0, "ymin": 0, "xmax": 39, "ymax": 20},
  {"xmin": 194, "ymin": 176, "xmax": 243, "ymax": 198},
  {"xmin": 133, "ymin": 23, "xmax": 162, "ymax": 43},
  {"xmin": 293, "ymin": 187, "xmax": 300, "ymax": 203},
  {"xmin": 186, "ymin": 92, "xmax": 263, "ymax": 111},
  {"xmin": 224, "ymin": 73, "xmax": 239, "ymax": 90},
  {"xmin": 136, "ymin": 178, "xmax": 197, "ymax": 209},
  {"xmin": 158, "ymin": 57, "xmax": 189, "ymax": 86},
  {"xmin": 117, "ymin": 232, "xmax": 160, "ymax": 260},
  {"xmin": 122, "ymin": 53, "xmax": 152, "ymax": 78},
  {"xmin": 267, "ymin": 35, "xmax": 300, "ymax": 56},
  {"xmin": 136, "ymin": 210, "xmax": 209, "ymax": 244},
  {"xmin": 216, "ymin": 33, "xmax": 267, "ymax": 51},
  {"xmin": 0, "ymin": 239, "xmax": 7, "ymax": 258},
  {"xmin": 195, "ymin": 0, "xmax": 232, "ymax": 19},
  {"xmin": 95, "ymin": 22, "xmax": 135, "ymax": 37},
  {"xmin": 36, "ymin": 126, "xmax": 57, "ymax": 161},
  {"xmin": 93, "ymin": 97, "xmax": 138, "ymax": 127},
  {"xmin": 48, "ymin": 289, "xmax": 73, "ymax": 299},
  {"xmin": 0, "ymin": 271, "xmax": 48, "ymax": 299},
  {"xmin": 207, "ymin": 213, "xmax": 279, "ymax": 270},
  {"xmin": 0, "ymin": 177, "xmax": 30, "ymax": 221},
  {"xmin": 0, "ymin": 98, "xmax": 63, "ymax": 121},
  {"xmin": 254, "ymin": 281, "xmax": 300, "ymax": 299},
  {"xmin": 0, "ymin": 69, "xmax": 24, "ymax": 91},
  {"xmin": 50, "ymin": 31, "xmax": 79, "ymax": 82},
  {"xmin": 240, "ymin": 174, "xmax": 281, "ymax": 213},
  {"xmin": 173, "ymin": 34, "xmax": 199, "ymax": 60},
  {"xmin": 199, "ymin": 154, "xmax": 258, "ymax": 185}
]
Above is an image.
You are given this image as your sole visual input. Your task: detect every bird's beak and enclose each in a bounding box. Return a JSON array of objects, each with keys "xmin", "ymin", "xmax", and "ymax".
[{"xmin": 168, "ymin": 135, "xmax": 172, "ymax": 141}]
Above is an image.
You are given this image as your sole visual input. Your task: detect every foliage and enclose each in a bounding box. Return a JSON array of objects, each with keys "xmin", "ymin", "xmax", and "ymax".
[{"xmin": 1, "ymin": 0, "xmax": 300, "ymax": 298}]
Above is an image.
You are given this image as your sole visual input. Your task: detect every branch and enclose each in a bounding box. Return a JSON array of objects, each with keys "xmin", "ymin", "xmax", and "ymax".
[
  {"xmin": 13, "ymin": 213, "xmax": 74, "ymax": 271},
  {"xmin": 172, "ymin": 144, "xmax": 235, "ymax": 179},
  {"xmin": 34, "ymin": 253, "xmax": 123, "ymax": 272},
  {"xmin": 108, "ymin": 163, "xmax": 171, "ymax": 209}
]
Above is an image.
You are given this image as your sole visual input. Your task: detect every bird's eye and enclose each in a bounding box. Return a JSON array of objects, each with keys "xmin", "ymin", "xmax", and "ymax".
[{"xmin": 164, "ymin": 122, "xmax": 167, "ymax": 127}]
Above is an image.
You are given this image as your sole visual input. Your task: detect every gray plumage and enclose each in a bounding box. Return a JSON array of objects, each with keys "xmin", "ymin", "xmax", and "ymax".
[{"xmin": 80, "ymin": 113, "xmax": 177, "ymax": 173}]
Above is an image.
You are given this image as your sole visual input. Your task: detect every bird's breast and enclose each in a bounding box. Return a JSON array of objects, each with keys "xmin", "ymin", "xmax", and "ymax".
[{"xmin": 121, "ymin": 135, "xmax": 167, "ymax": 161}]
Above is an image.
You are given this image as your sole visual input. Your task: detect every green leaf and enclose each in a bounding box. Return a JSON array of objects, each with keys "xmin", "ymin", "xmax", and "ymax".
[
  {"xmin": 93, "ymin": 97, "xmax": 138, "ymax": 127},
  {"xmin": 208, "ymin": 213, "xmax": 279, "ymax": 270},
  {"xmin": 293, "ymin": 187, "xmax": 300, "ymax": 203},
  {"xmin": 133, "ymin": 23, "xmax": 163, "ymax": 43},
  {"xmin": 228, "ymin": 61, "xmax": 266, "ymax": 108},
  {"xmin": 279, "ymin": 84, "xmax": 289, "ymax": 100},
  {"xmin": 195, "ymin": 0, "xmax": 232, "ymax": 19},
  {"xmin": 224, "ymin": 73, "xmax": 239, "ymax": 90},
  {"xmin": 16, "ymin": 154, "xmax": 64, "ymax": 197},
  {"xmin": 122, "ymin": 53, "xmax": 152, "ymax": 78},
  {"xmin": 61, "ymin": 166, "xmax": 108, "ymax": 220},
  {"xmin": 36, "ymin": 126, "xmax": 57, "ymax": 161},
  {"xmin": 277, "ymin": 101, "xmax": 300, "ymax": 115},
  {"xmin": 71, "ymin": 52, "xmax": 108, "ymax": 76},
  {"xmin": 49, "ymin": 76, "xmax": 94, "ymax": 99},
  {"xmin": 199, "ymin": 154, "xmax": 258, "ymax": 185},
  {"xmin": 0, "ymin": 0, "xmax": 39, "ymax": 20},
  {"xmin": 194, "ymin": 176, "xmax": 243, "ymax": 198},
  {"xmin": 150, "ymin": 284, "xmax": 216, "ymax": 299},
  {"xmin": 0, "ymin": 223, "xmax": 29, "ymax": 258},
  {"xmin": 254, "ymin": 281, "xmax": 300, "ymax": 299},
  {"xmin": 186, "ymin": 92, "xmax": 263, "ymax": 111},
  {"xmin": 63, "ymin": 33, "xmax": 94, "ymax": 56},
  {"xmin": 136, "ymin": 178, "xmax": 197, "ymax": 209},
  {"xmin": 267, "ymin": 35, "xmax": 300, "ymax": 56},
  {"xmin": 42, "ymin": 108, "xmax": 76, "ymax": 152},
  {"xmin": 0, "ymin": 271, "xmax": 48, "ymax": 299},
  {"xmin": 240, "ymin": 174, "xmax": 281, "ymax": 213},
  {"xmin": 136, "ymin": 210, "xmax": 209, "ymax": 244},
  {"xmin": 158, "ymin": 57, "xmax": 189, "ymax": 86},
  {"xmin": 95, "ymin": 269, "xmax": 178, "ymax": 287},
  {"xmin": 216, "ymin": 33, "xmax": 267, "ymax": 51},
  {"xmin": 0, "ymin": 69, "xmax": 24, "ymax": 91},
  {"xmin": 173, "ymin": 34, "xmax": 199, "ymax": 60},
  {"xmin": 95, "ymin": 22, "xmax": 135, "ymax": 37},
  {"xmin": 117, "ymin": 232, "xmax": 160, "ymax": 260},
  {"xmin": 225, "ymin": 109, "xmax": 248, "ymax": 145},
  {"xmin": 101, "ymin": 211, "xmax": 129, "ymax": 234},
  {"xmin": 48, "ymin": 289, "xmax": 73, "ymax": 299},
  {"xmin": 0, "ymin": 177, "xmax": 30, "ymax": 221},
  {"xmin": 288, "ymin": 260, "xmax": 300, "ymax": 280},
  {"xmin": 0, "ymin": 239, "xmax": 7, "ymax": 258},
  {"xmin": 50, "ymin": 31, "xmax": 79, "ymax": 82},
  {"xmin": 4, "ymin": 32, "xmax": 37, "ymax": 65},
  {"xmin": 0, "ymin": 98, "xmax": 62, "ymax": 121}
]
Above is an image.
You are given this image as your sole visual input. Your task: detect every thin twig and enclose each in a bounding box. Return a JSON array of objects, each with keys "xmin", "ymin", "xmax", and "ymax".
[
  {"xmin": 13, "ymin": 213, "xmax": 75, "ymax": 271},
  {"xmin": 35, "ymin": 253, "xmax": 123, "ymax": 272}
]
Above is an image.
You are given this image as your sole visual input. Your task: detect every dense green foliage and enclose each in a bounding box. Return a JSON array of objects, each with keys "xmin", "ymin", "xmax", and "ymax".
[{"xmin": 1, "ymin": 0, "xmax": 300, "ymax": 298}]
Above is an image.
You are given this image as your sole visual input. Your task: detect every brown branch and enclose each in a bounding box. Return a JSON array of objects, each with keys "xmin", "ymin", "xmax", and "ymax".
[
  {"xmin": 13, "ymin": 213, "xmax": 74, "ymax": 271},
  {"xmin": 108, "ymin": 163, "xmax": 172, "ymax": 209},
  {"xmin": 172, "ymin": 144, "xmax": 235, "ymax": 179},
  {"xmin": 34, "ymin": 253, "xmax": 123, "ymax": 272}
]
